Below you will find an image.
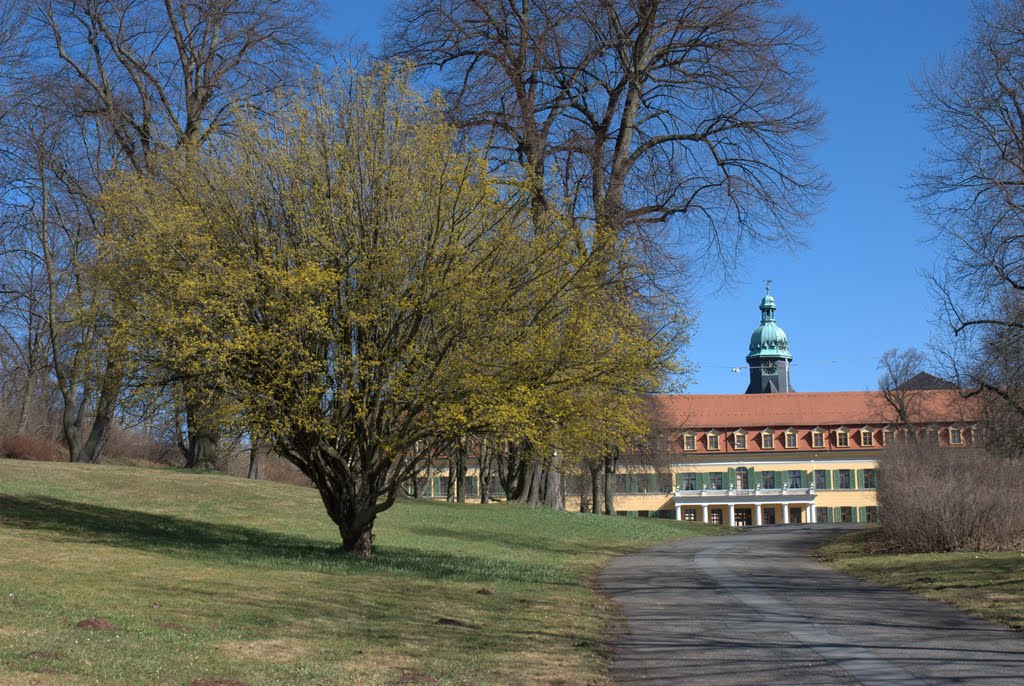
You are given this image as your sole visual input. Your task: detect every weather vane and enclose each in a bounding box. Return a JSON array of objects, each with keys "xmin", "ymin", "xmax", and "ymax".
[{"xmin": 765, "ymin": 278, "xmax": 772, "ymax": 294}]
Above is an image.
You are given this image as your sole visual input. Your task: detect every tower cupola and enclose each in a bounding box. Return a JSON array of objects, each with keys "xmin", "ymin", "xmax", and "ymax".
[{"xmin": 745, "ymin": 284, "xmax": 793, "ymax": 394}]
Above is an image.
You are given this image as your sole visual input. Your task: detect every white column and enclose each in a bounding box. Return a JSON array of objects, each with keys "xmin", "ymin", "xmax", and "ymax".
[
  {"xmin": 675, "ymin": 504, "xmax": 682, "ymax": 521},
  {"xmin": 728, "ymin": 503, "xmax": 736, "ymax": 527},
  {"xmin": 755, "ymin": 503, "xmax": 763, "ymax": 526},
  {"xmin": 701, "ymin": 504, "xmax": 709, "ymax": 523},
  {"xmin": 782, "ymin": 503, "xmax": 790, "ymax": 524},
  {"xmin": 808, "ymin": 503, "xmax": 816, "ymax": 524}
]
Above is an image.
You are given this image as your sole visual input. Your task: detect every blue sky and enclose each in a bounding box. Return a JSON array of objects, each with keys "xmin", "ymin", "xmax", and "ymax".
[{"xmin": 321, "ymin": 0, "xmax": 973, "ymax": 394}]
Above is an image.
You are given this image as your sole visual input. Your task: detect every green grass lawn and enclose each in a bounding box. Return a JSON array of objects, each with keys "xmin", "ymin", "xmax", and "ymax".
[
  {"xmin": 819, "ymin": 530, "xmax": 1024, "ymax": 631},
  {"xmin": 0, "ymin": 460, "xmax": 711, "ymax": 685}
]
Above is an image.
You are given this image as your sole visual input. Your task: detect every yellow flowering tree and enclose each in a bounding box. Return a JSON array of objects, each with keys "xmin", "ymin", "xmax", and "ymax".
[{"xmin": 99, "ymin": 65, "xmax": 677, "ymax": 556}]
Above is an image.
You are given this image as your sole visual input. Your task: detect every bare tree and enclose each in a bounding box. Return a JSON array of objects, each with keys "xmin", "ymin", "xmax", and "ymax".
[
  {"xmin": 0, "ymin": 0, "xmax": 324, "ymax": 462},
  {"xmin": 913, "ymin": 0, "xmax": 1024, "ymax": 455},
  {"xmin": 877, "ymin": 347, "xmax": 928, "ymax": 429},
  {"xmin": 385, "ymin": 0, "xmax": 827, "ymax": 276}
]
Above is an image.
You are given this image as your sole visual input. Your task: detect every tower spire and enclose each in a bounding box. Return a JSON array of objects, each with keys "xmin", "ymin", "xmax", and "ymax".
[{"xmin": 745, "ymin": 287, "xmax": 793, "ymax": 394}]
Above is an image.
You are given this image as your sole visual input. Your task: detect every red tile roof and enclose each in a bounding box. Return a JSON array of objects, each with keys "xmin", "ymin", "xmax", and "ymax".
[{"xmin": 649, "ymin": 390, "xmax": 974, "ymax": 430}]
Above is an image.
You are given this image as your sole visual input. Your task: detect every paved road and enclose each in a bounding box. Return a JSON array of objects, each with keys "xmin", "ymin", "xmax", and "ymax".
[{"xmin": 599, "ymin": 525, "xmax": 1024, "ymax": 685}]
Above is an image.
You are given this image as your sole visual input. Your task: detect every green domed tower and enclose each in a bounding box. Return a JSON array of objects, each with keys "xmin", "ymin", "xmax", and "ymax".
[{"xmin": 745, "ymin": 285, "xmax": 793, "ymax": 394}]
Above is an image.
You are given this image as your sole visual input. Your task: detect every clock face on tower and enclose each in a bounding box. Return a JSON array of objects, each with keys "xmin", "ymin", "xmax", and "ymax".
[{"xmin": 763, "ymin": 361, "xmax": 777, "ymax": 375}]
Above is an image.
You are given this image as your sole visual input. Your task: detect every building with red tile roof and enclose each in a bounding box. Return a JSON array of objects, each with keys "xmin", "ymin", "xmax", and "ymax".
[{"xmin": 570, "ymin": 292, "xmax": 977, "ymax": 526}]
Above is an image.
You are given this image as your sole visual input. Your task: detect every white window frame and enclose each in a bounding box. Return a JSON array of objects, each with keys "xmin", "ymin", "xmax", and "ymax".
[
  {"xmin": 706, "ymin": 431, "xmax": 720, "ymax": 451},
  {"xmin": 682, "ymin": 431, "xmax": 696, "ymax": 451}
]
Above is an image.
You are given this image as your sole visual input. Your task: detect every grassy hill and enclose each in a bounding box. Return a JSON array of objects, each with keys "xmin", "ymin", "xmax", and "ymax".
[{"xmin": 0, "ymin": 460, "xmax": 711, "ymax": 685}]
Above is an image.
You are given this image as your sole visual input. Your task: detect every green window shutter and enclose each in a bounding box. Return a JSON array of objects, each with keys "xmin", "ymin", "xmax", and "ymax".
[
  {"xmin": 856, "ymin": 469, "xmax": 865, "ymax": 489},
  {"xmin": 832, "ymin": 507, "xmax": 841, "ymax": 522},
  {"xmin": 675, "ymin": 473, "xmax": 684, "ymax": 490},
  {"xmin": 776, "ymin": 470, "xmax": 786, "ymax": 487},
  {"xmin": 825, "ymin": 470, "xmax": 832, "ymax": 489},
  {"xmin": 727, "ymin": 467, "xmax": 736, "ymax": 487},
  {"xmin": 832, "ymin": 470, "xmax": 840, "ymax": 489},
  {"xmin": 431, "ymin": 477, "xmax": 440, "ymax": 496},
  {"xmin": 858, "ymin": 506, "xmax": 867, "ymax": 523},
  {"xmin": 749, "ymin": 467, "xmax": 757, "ymax": 485},
  {"xmin": 649, "ymin": 474, "xmax": 658, "ymax": 492}
]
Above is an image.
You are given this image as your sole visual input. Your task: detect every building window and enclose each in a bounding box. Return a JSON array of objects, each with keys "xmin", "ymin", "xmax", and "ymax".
[
  {"xmin": 866, "ymin": 506, "xmax": 879, "ymax": 523},
  {"xmin": 811, "ymin": 430, "xmax": 824, "ymax": 448},
  {"xmin": 682, "ymin": 473, "xmax": 697, "ymax": 491},
  {"xmin": 734, "ymin": 431, "xmax": 747, "ymax": 450},
  {"xmin": 816, "ymin": 508, "xmax": 829, "ymax": 523},
  {"xmin": 861, "ymin": 429, "xmax": 874, "ymax": 447},
  {"xmin": 864, "ymin": 469, "xmax": 876, "ymax": 489},
  {"xmin": 684, "ymin": 508, "xmax": 697, "ymax": 521},
  {"xmin": 787, "ymin": 470, "xmax": 802, "ymax": 488},
  {"xmin": 709, "ymin": 509, "xmax": 723, "ymax": 525},
  {"xmin": 840, "ymin": 506, "xmax": 853, "ymax": 523},
  {"xmin": 683, "ymin": 432, "xmax": 696, "ymax": 451},
  {"xmin": 709, "ymin": 472, "xmax": 723, "ymax": 490},
  {"xmin": 707, "ymin": 432, "xmax": 720, "ymax": 451},
  {"xmin": 785, "ymin": 430, "xmax": 797, "ymax": 449},
  {"xmin": 882, "ymin": 429, "xmax": 894, "ymax": 447},
  {"xmin": 762, "ymin": 471, "xmax": 775, "ymax": 488},
  {"xmin": 815, "ymin": 469, "xmax": 828, "ymax": 490},
  {"xmin": 734, "ymin": 467, "xmax": 750, "ymax": 489},
  {"xmin": 949, "ymin": 427, "xmax": 962, "ymax": 445},
  {"xmin": 836, "ymin": 429, "xmax": 849, "ymax": 448},
  {"xmin": 838, "ymin": 469, "xmax": 851, "ymax": 489},
  {"xmin": 762, "ymin": 431, "xmax": 774, "ymax": 449}
]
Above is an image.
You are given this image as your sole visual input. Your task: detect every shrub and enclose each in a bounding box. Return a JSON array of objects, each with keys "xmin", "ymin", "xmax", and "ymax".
[
  {"xmin": 0, "ymin": 434, "xmax": 65, "ymax": 462},
  {"xmin": 875, "ymin": 441, "xmax": 1024, "ymax": 552}
]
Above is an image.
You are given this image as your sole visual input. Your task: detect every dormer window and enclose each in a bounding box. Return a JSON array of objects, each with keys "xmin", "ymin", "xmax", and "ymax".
[
  {"xmin": 811, "ymin": 427, "xmax": 824, "ymax": 449},
  {"xmin": 836, "ymin": 427, "xmax": 849, "ymax": 448},
  {"xmin": 734, "ymin": 430, "xmax": 747, "ymax": 450},
  {"xmin": 882, "ymin": 426, "xmax": 895, "ymax": 446},
  {"xmin": 706, "ymin": 431, "xmax": 720, "ymax": 451},
  {"xmin": 784, "ymin": 428, "xmax": 798, "ymax": 449},
  {"xmin": 860, "ymin": 427, "xmax": 874, "ymax": 447},
  {"xmin": 761, "ymin": 429, "xmax": 774, "ymax": 449},
  {"xmin": 682, "ymin": 431, "xmax": 696, "ymax": 451},
  {"xmin": 949, "ymin": 426, "xmax": 963, "ymax": 445}
]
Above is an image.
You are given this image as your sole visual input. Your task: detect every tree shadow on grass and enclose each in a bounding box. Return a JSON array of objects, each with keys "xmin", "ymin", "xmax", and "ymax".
[{"xmin": 0, "ymin": 494, "xmax": 566, "ymax": 584}]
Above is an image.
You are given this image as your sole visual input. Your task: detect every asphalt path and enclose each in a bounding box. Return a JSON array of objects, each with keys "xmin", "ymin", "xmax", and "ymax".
[{"xmin": 599, "ymin": 525, "xmax": 1024, "ymax": 685}]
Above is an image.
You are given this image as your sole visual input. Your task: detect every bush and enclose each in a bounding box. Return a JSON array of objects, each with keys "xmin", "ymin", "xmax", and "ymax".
[
  {"xmin": 875, "ymin": 441, "xmax": 1024, "ymax": 552},
  {"xmin": 0, "ymin": 434, "xmax": 65, "ymax": 462}
]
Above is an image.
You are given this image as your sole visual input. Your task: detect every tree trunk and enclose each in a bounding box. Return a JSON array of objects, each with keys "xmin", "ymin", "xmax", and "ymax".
[
  {"xmin": 527, "ymin": 461, "xmax": 542, "ymax": 506},
  {"xmin": 341, "ymin": 525, "xmax": 374, "ymax": 559},
  {"xmin": 184, "ymin": 429, "xmax": 218, "ymax": 469},
  {"xmin": 247, "ymin": 442, "xmax": 261, "ymax": 479},
  {"xmin": 456, "ymin": 437, "xmax": 467, "ymax": 503},
  {"xmin": 603, "ymin": 451, "xmax": 617, "ymax": 516},
  {"xmin": 590, "ymin": 463, "xmax": 603, "ymax": 514},
  {"xmin": 446, "ymin": 459, "xmax": 456, "ymax": 502},
  {"xmin": 543, "ymin": 452, "xmax": 564, "ymax": 510}
]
